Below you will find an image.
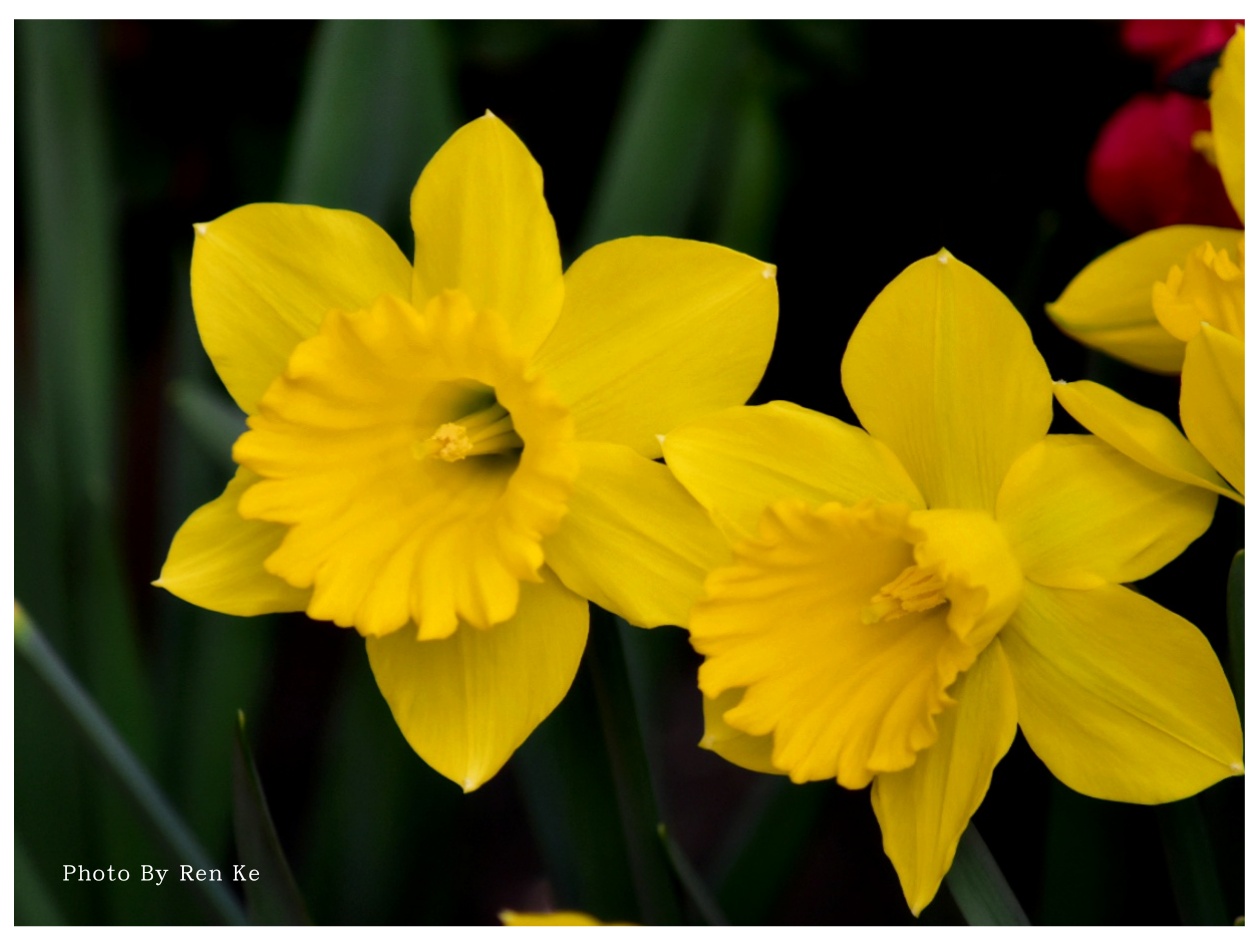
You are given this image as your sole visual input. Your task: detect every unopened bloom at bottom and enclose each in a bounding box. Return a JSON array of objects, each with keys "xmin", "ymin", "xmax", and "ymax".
[
  {"xmin": 500, "ymin": 911, "xmax": 631, "ymax": 926},
  {"xmin": 664, "ymin": 251, "xmax": 1243, "ymax": 915}
]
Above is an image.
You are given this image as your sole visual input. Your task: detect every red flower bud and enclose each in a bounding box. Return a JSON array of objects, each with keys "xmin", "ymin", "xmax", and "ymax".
[
  {"xmin": 1087, "ymin": 91, "xmax": 1241, "ymax": 235},
  {"xmin": 1121, "ymin": 19, "xmax": 1244, "ymax": 76}
]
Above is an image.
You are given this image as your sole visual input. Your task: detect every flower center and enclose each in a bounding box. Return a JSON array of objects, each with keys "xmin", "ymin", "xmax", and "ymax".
[
  {"xmin": 1152, "ymin": 237, "xmax": 1245, "ymax": 344},
  {"xmin": 232, "ymin": 290, "xmax": 577, "ymax": 641},
  {"xmin": 861, "ymin": 564, "xmax": 948, "ymax": 624},
  {"xmin": 417, "ymin": 401, "xmax": 524, "ymax": 463},
  {"xmin": 691, "ymin": 500, "xmax": 1025, "ymax": 790}
]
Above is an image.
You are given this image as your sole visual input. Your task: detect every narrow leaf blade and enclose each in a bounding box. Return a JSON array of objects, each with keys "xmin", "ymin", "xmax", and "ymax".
[
  {"xmin": 944, "ymin": 823, "xmax": 1029, "ymax": 925},
  {"xmin": 232, "ymin": 712, "xmax": 312, "ymax": 925}
]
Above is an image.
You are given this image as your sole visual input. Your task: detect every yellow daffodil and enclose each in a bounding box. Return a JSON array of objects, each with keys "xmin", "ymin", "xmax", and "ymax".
[
  {"xmin": 663, "ymin": 251, "xmax": 1243, "ymax": 916},
  {"xmin": 155, "ymin": 113, "xmax": 776, "ymax": 790},
  {"xmin": 500, "ymin": 910, "xmax": 631, "ymax": 926},
  {"xmin": 1050, "ymin": 27, "xmax": 1244, "ymax": 501}
]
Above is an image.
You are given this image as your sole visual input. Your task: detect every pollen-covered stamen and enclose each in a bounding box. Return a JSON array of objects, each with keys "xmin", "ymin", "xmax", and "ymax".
[
  {"xmin": 415, "ymin": 401, "xmax": 525, "ymax": 463},
  {"xmin": 861, "ymin": 564, "xmax": 948, "ymax": 625}
]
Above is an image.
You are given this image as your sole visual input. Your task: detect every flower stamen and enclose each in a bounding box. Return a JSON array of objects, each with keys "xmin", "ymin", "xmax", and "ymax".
[
  {"xmin": 861, "ymin": 564, "xmax": 948, "ymax": 625},
  {"xmin": 416, "ymin": 400, "xmax": 525, "ymax": 463}
]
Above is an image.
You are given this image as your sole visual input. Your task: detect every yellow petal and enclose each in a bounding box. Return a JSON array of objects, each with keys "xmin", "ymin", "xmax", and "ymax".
[
  {"xmin": 1046, "ymin": 226, "xmax": 1240, "ymax": 373},
  {"xmin": 1053, "ymin": 380, "xmax": 1241, "ymax": 503},
  {"xmin": 691, "ymin": 500, "xmax": 982, "ymax": 789},
  {"xmin": 1181, "ymin": 324, "xmax": 1244, "ymax": 496},
  {"xmin": 534, "ymin": 237, "xmax": 778, "ymax": 458},
  {"xmin": 410, "ymin": 113, "xmax": 564, "ymax": 358},
  {"xmin": 1003, "ymin": 582, "xmax": 1243, "ymax": 804},
  {"xmin": 500, "ymin": 911, "xmax": 630, "ymax": 926},
  {"xmin": 871, "ymin": 642, "xmax": 1017, "ymax": 917},
  {"xmin": 154, "ymin": 466, "xmax": 311, "ymax": 616},
  {"xmin": 662, "ymin": 401, "xmax": 923, "ymax": 542},
  {"xmin": 997, "ymin": 435, "xmax": 1217, "ymax": 588},
  {"xmin": 841, "ymin": 251, "xmax": 1052, "ymax": 510},
  {"xmin": 1210, "ymin": 28, "xmax": 1244, "ymax": 223},
  {"xmin": 700, "ymin": 688, "xmax": 783, "ymax": 776},
  {"xmin": 365, "ymin": 570, "xmax": 588, "ymax": 792},
  {"xmin": 543, "ymin": 441, "xmax": 729, "ymax": 629},
  {"xmin": 192, "ymin": 204, "xmax": 412, "ymax": 414},
  {"xmin": 233, "ymin": 292, "xmax": 576, "ymax": 640}
]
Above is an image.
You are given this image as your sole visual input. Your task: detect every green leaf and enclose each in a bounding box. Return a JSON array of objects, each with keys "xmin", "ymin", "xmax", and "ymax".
[
  {"xmin": 711, "ymin": 777, "xmax": 828, "ymax": 924},
  {"xmin": 283, "ymin": 20, "xmax": 458, "ymax": 238},
  {"xmin": 944, "ymin": 823, "xmax": 1029, "ymax": 925},
  {"xmin": 15, "ymin": 833, "xmax": 66, "ymax": 925},
  {"xmin": 579, "ymin": 21, "xmax": 749, "ymax": 250},
  {"xmin": 1159, "ymin": 797, "xmax": 1228, "ymax": 925},
  {"xmin": 18, "ymin": 24, "xmax": 159, "ymax": 921},
  {"xmin": 1227, "ymin": 550, "xmax": 1243, "ymax": 716},
  {"xmin": 514, "ymin": 609, "xmax": 681, "ymax": 925},
  {"xmin": 168, "ymin": 378, "xmax": 247, "ymax": 472},
  {"xmin": 298, "ymin": 653, "xmax": 463, "ymax": 923},
  {"xmin": 711, "ymin": 92, "xmax": 784, "ymax": 259},
  {"xmin": 513, "ymin": 659, "xmax": 641, "ymax": 923},
  {"xmin": 657, "ymin": 824, "xmax": 728, "ymax": 925},
  {"xmin": 232, "ymin": 712, "xmax": 311, "ymax": 925},
  {"xmin": 17, "ymin": 20, "xmax": 118, "ymax": 507},
  {"xmin": 15, "ymin": 607, "xmax": 247, "ymax": 926}
]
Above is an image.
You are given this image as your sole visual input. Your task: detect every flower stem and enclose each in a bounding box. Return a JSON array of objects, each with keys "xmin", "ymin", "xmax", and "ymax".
[
  {"xmin": 14, "ymin": 603, "xmax": 248, "ymax": 926},
  {"xmin": 585, "ymin": 608, "xmax": 683, "ymax": 925},
  {"xmin": 944, "ymin": 823, "xmax": 1030, "ymax": 925},
  {"xmin": 657, "ymin": 823, "xmax": 729, "ymax": 925}
]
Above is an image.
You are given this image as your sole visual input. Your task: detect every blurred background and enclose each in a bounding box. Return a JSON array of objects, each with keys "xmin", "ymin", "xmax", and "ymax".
[{"xmin": 15, "ymin": 20, "xmax": 1244, "ymax": 925}]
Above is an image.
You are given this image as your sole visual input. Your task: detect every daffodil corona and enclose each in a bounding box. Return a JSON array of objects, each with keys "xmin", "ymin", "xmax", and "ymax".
[
  {"xmin": 664, "ymin": 251, "xmax": 1243, "ymax": 915},
  {"xmin": 156, "ymin": 113, "xmax": 777, "ymax": 790},
  {"xmin": 1050, "ymin": 27, "xmax": 1244, "ymax": 501}
]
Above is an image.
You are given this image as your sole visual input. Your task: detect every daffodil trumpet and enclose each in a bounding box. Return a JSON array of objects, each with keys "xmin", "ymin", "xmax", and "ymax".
[
  {"xmin": 665, "ymin": 250, "xmax": 1243, "ymax": 916},
  {"xmin": 156, "ymin": 112, "xmax": 778, "ymax": 791}
]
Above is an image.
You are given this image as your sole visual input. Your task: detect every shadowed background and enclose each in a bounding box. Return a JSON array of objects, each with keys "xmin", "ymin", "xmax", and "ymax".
[{"xmin": 15, "ymin": 20, "xmax": 1243, "ymax": 925}]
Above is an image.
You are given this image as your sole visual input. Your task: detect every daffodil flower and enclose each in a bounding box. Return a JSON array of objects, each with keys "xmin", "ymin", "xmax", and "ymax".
[
  {"xmin": 1049, "ymin": 27, "xmax": 1244, "ymax": 501},
  {"xmin": 156, "ymin": 113, "xmax": 777, "ymax": 790},
  {"xmin": 663, "ymin": 251, "xmax": 1243, "ymax": 915}
]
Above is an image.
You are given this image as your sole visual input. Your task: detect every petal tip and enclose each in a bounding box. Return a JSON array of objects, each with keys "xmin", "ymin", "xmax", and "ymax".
[
  {"xmin": 936, "ymin": 248, "xmax": 954, "ymax": 264},
  {"xmin": 761, "ymin": 263, "xmax": 777, "ymax": 280},
  {"xmin": 192, "ymin": 221, "xmax": 208, "ymax": 237}
]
